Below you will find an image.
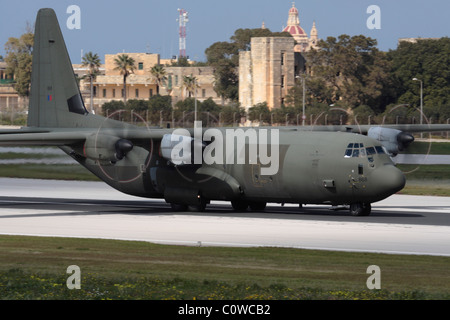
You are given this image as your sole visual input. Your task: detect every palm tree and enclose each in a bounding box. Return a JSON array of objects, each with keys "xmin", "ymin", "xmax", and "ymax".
[
  {"xmin": 182, "ymin": 74, "xmax": 198, "ymax": 98},
  {"xmin": 114, "ymin": 54, "xmax": 136, "ymax": 103},
  {"xmin": 149, "ymin": 64, "xmax": 167, "ymax": 95},
  {"xmin": 81, "ymin": 52, "xmax": 101, "ymax": 113}
]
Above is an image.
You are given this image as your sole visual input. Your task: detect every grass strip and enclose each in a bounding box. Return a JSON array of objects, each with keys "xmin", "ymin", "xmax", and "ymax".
[
  {"xmin": 404, "ymin": 141, "xmax": 450, "ymax": 155},
  {"xmin": 398, "ymin": 164, "xmax": 450, "ymax": 180},
  {"xmin": 0, "ymin": 235, "xmax": 448, "ymax": 300},
  {"xmin": 0, "ymin": 164, "xmax": 100, "ymax": 181},
  {"xmin": 0, "ymin": 153, "xmax": 66, "ymax": 160}
]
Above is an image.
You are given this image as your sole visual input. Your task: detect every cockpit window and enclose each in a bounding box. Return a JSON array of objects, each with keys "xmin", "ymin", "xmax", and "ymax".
[
  {"xmin": 344, "ymin": 143, "xmax": 367, "ymax": 158},
  {"xmin": 375, "ymin": 146, "xmax": 386, "ymax": 154},
  {"xmin": 360, "ymin": 148, "xmax": 366, "ymax": 157},
  {"xmin": 345, "ymin": 149, "xmax": 352, "ymax": 157},
  {"xmin": 366, "ymin": 147, "xmax": 376, "ymax": 155}
]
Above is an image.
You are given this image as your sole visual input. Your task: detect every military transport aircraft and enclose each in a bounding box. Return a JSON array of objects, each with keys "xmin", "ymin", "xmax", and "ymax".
[{"xmin": 0, "ymin": 9, "xmax": 449, "ymax": 216}]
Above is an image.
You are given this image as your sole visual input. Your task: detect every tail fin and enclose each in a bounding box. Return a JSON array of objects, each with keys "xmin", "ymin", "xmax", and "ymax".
[{"xmin": 28, "ymin": 8, "xmax": 94, "ymax": 128}]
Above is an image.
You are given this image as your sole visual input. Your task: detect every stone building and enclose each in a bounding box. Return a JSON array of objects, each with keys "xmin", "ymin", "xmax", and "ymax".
[
  {"xmin": 77, "ymin": 53, "xmax": 220, "ymax": 112},
  {"xmin": 0, "ymin": 61, "xmax": 26, "ymax": 119},
  {"xmin": 239, "ymin": 37, "xmax": 305, "ymax": 111},
  {"xmin": 238, "ymin": 3, "xmax": 317, "ymax": 111}
]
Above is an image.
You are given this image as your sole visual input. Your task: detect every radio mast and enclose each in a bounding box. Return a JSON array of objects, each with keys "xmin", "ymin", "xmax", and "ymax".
[{"xmin": 177, "ymin": 8, "xmax": 189, "ymax": 58}]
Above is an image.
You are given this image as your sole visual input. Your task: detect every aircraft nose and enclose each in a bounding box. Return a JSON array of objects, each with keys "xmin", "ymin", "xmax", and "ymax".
[{"xmin": 372, "ymin": 165, "xmax": 406, "ymax": 196}]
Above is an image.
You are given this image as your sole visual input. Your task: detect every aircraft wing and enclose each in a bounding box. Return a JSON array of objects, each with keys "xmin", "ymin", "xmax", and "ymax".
[
  {"xmin": 0, "ymin": 127, "xmax": 171, "ymax": 146},
  {"xmin": 0, "ymin": 123, "xmax": 448, "ymax": 147},
  {"xmin": 288, "ymin": 124, "xmax": 450, "ymax": 134}
]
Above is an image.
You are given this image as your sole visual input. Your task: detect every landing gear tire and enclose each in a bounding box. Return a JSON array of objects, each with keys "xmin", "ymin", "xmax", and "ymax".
[
  {"xmin": 248, "ymin": 201, "xmax": 266, "ymax": 211},
  {"xmin": 188, "ymin": 197, "xmax": 208, "ymax": 212},
  {"xmin": 231, "ymin": 199, "xmax": 248, "ymax": 211},
  {"xmin": 349, "ymin": 203, "xmax": 371, "ymax": 216},
  {"xmin": 170, "ymin": 203, "xmax": 188, "ymax": 212}
]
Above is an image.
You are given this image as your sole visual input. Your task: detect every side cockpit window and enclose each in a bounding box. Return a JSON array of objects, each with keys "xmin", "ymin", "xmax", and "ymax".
[
  {"xmin": 375, "ymin": 146, "xmax": 386, "ymax": 154},
  {"xmin": 345, "ymin": 149, "xmax": 352, "ymax": 157},
  {"xmin": 366, "ymin": 147, "xmax": 376, "ymax": 155},
  {"xmin": 366, "ymin": 147, "xmax": 376, "ymax": 163}
]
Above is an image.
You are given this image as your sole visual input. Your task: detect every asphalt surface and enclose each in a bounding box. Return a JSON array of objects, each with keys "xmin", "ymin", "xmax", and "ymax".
[{"xmin": 0, "ymin": 178, "xmax": 449, "ymax": 256}]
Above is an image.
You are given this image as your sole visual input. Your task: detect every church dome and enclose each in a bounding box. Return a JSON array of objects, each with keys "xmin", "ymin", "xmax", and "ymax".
[
  {"xmin": 283, "ymin": 25, "xmax": 307, "ymax": 37},
  {"xmin": 283, "ymin": 2, "xmax": 308, "ymax": 39}
]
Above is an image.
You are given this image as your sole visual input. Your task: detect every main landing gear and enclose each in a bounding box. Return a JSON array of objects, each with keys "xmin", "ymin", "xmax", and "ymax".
[
  {"xmin": 231, "ymin": 200, "xmax": 267, "ymax": 212},
  {"xmin": 170, "ymin": 196, "xmax": 208, "ymax": 212}
]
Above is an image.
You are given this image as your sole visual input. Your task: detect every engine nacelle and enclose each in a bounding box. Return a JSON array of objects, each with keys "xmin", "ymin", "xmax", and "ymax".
[
  {"xmin": 368, "ymin": 127, "xmax": 414, "ymax": 156},
  {"xmin": 160, "ymin": 133, "xmax": 205, "ymax": 165},
  {"xmin": 83, "ymin": 134, "xmax": 133, "ymax": 162}
]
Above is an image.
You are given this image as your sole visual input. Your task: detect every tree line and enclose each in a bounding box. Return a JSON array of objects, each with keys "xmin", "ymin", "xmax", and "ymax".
[
  {"xmin": 102, "ymin": 95, "xmax": 244, "ymax": 127},
  {"xmin": 3, "ymin": 26, "xmax": 450, "ymax": 124},
  {"xmin": 207, "ymin": 30, "xmax": 450, "ymax": 124}
]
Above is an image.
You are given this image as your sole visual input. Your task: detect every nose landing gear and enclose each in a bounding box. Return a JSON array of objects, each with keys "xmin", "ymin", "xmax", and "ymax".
[{"xmin": 349, "ymin": 202, "xmax": 371, "ymax": 216}]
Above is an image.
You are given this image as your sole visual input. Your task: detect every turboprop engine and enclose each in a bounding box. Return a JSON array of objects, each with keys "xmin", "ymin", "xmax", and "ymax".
[
  {"xmin": 82, "ymin": 133, "xmax": 133, "ymax": 163},
  {"xmin": 160, "ymin": 133, "xmax": 206, "ymax": 165},
  {"xmin": 368, "ymin": 127, "xmax": 414, "ymax": 156}
]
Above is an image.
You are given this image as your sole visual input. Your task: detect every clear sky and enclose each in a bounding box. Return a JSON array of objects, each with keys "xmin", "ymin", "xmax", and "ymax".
[{"xmin": 1, "ymin": 0, "xmax": 449, "ymax": 64}]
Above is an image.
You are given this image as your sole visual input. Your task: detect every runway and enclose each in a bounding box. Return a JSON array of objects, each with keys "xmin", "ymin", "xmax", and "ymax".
[{"xmin": 0, "ymin": 178, "xmax": 449, "ymax": 256}]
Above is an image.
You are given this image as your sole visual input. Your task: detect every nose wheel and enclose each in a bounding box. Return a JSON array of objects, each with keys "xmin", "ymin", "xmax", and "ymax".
[{"xmin": 349, "ymin": 203, "xmax": 371, "ymax": 216}]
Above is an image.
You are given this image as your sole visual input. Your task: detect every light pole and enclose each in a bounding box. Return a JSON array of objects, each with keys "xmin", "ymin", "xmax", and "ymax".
[
  {"xmin": 194, "ymin": 78, "xmax": 198, "ymax": 127},
  {"xmin": 295, "ymin": 74, "xmax": 306, "ymax": 126},
  {"xmin": 412, "ymin": 77, "xmax": 423, "ymax": 137}
]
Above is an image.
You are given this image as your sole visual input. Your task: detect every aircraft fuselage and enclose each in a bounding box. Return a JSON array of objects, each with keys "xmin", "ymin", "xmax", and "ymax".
[{"xmin": 63, "ymin": 128, "xmax": 405, "ymax": 214}]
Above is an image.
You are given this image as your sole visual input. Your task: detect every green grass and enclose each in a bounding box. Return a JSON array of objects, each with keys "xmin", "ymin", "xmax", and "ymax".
[
  {"xmin": 0, "ymin": 235, "xmax": 448, "ymax": 300},
  {"xmin": 398, "ymin": 164, "xmax": 450, "ymax": 180},
  {"xmin": 0, "ymin": 164, "xmax": 100, "ymax": 181},
  {"xmin": 397, "ymin": 164, "xmax": 450, "ymax": 196},
  {"xmin": 404, "ymin": 141, "xmax": 450, "ymax": 155},
  {"xmin": 0, "ymin": 152, "xmax": 64, "ymax": 160},
  {"xmin": 400, "ymin": 183, "xmax": 450, "ymax": 197}
]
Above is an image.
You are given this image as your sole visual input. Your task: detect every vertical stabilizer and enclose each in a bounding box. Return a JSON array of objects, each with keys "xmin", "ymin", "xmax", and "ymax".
[{"xmin": 28, "ymin": 8, "xmax": 89, "ymax": 128}]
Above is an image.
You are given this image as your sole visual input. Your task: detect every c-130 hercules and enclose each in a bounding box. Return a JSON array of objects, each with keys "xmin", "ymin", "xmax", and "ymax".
[{"xmin": 0, "ymin": 9, "xmax": 448, "ymax": 216}]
